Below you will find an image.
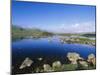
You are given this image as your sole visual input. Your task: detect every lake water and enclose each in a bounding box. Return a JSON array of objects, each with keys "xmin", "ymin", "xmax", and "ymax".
[{"xmin": 12, "ymin": 36, "xmax": 96, "ymax": 73}]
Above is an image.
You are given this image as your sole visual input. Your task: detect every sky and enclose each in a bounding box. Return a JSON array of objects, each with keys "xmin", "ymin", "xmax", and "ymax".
[{"xmin": 12, "ymin": 1, "xmax": 96, "ymax": 33}]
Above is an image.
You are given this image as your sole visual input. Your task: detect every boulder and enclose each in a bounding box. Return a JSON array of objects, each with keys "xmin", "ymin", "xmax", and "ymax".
[
  {"xmin": 19, "ymin": 57, "xmax": 33, "ymax": 69},
  {"xmin": 52, "ymin": 61, "xmax": 62, "ymax": 71},
  {"xmin": 67, "ymin": 52, "xmax": 81, "ymax": 64},
  {"xmin": 43, "ymin": 64, "xmax": 53, "ymax": 72},
  {"xmin": 87, "ymin": 54, "xmax": 96, "ymax": 65}
]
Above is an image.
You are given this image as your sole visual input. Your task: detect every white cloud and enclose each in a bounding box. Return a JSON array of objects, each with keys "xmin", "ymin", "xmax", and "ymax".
[
  {"xmin": 67, "ymin": 22, "xmax": 95, "ymax": 33},
  {"xmin": 44, "ymin": 21, "xmax": 95, "ymax": 33},
  {"xmin": 21, "ymin": 21, "xmax": 95, "ymax": 33},
  {"xmin": 72, "ymin": 23, "xmax": 79, "ymax": 28}
]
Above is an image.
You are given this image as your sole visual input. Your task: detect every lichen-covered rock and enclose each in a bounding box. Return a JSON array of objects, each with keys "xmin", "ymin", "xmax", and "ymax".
[
  {"xmin": 67, "ymin": 52, "xmax": 81, "ymax": 64},
  {"xmin": 87, "ymin": 54, "xmax": 96, "ymax": 65},
  {"xmin": 19, "ymin": 57, "xmax": 33, "ymax": 69},
  {"xmin": 43, "ymin": 64, "xmax": 52, "ymax": 72},
  {"xmin": 52, "ymin": 61, "xmax": 62, "ymax": 71}
]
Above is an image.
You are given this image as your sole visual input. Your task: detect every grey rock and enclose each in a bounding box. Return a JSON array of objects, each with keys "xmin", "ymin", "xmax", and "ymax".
[
  {"xmin": 43, "ymin": 64, "xmax": 53, "ymax": 72},
  {"xmin": 52, "ymin": 61, "xmax": 62, "ymax": 71},
  {"xmin": 67, "ymin": 52, "xmax": 81, "ymax": 64},
  {"xmin": 87, "ymin": 54, "xmax": 96, "ymax": 65},
  {"xmin": 19, "ymin": 57, "xmax": 33, "ymax": 69}
]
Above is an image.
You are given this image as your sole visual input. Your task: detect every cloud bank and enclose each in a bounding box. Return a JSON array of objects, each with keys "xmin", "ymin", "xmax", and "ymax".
[
  {"xmin": 43, "ymin": 21, "xmax": 95, "ymax": 33},
  {"xmin": 21, "ymin": 21, "xmax": 95, "ymax": 33}
]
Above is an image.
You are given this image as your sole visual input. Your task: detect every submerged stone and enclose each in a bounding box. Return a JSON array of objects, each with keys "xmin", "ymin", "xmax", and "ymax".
[
  {"xmin": 19, "ymin": 57, "xmax": 33, "ymax": 69},
  {"xmin": 38, "ymin": 58, "xmax": 43, "ymax": 61}
]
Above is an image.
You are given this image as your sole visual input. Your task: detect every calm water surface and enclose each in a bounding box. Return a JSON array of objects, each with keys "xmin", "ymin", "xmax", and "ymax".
[{"xmin": 12, "ymin": 36, "xmax": 96, "ymax": 65}]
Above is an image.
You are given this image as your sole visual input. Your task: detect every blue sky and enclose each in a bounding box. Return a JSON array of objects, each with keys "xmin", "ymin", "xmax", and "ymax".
[{"xmin": 12, "ymin": 1, "xmax": 96, "ymax": 33}]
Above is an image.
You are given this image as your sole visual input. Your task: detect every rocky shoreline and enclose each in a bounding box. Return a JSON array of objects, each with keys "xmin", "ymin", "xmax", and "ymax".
[{"xmin": 12, "ymin": 52, "xmax": 96, "ymax": 74}]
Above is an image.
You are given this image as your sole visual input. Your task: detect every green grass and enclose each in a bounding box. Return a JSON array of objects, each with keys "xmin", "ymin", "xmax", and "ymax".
[{"xmin": 61, "ymin": 64, "xmax": 78, "ymax": 71}]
